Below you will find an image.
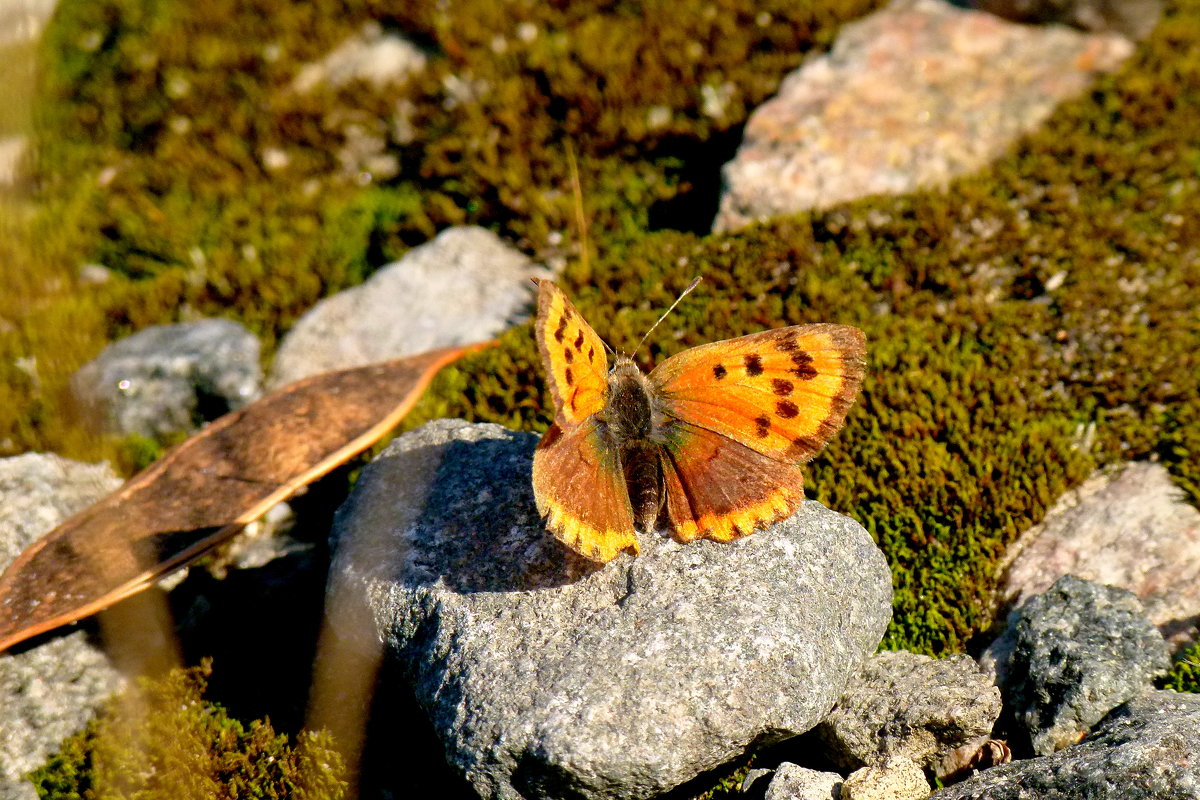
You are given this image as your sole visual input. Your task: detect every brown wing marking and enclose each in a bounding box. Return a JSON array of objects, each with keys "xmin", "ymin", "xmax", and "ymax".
[
  {"xmin": 659, "ymin": 420, "xmax": 806, "ymax": 543},
  {"xmin": 650, "ymin": 324, "xmax": 865, "ymax": 463},
  {"xmin": 532, "ymin": 418, "xmax": 638, "ymax": 562},
  {"xmin": 533, "ymin": 279, "xmax": 610, "ymax": 426}
]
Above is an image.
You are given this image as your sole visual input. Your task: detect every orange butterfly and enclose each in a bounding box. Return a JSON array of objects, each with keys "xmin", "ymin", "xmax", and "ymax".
[{"xmin": 531, "ymin": 279, "xmax": 866, "ymax": 563}]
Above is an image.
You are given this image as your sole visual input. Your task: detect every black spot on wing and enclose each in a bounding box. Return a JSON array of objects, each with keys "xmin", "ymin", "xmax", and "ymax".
[
  {"xmin": 754, "ymin": 415, "xmax": 771, "ymax": 438},
  {"xmin": 790, "ymin": 351, "xmax": 817, "ymax": 380},
  {"xmin": 772, "ymin": 378, "xmax": 793, "ymax": 396},
  {"xmin": 554, "ymin": 316, "xmax": 568, "ymax": 344},
  {"xmin": 776, "ymin": 399, "xmax": 799, "ymax": 419},
  {"xmin": 713, "ymin": 364, "xmax": 727, "ymax": 380},
  {"xmin": 744, "ymin": 353, "xmax": 764, "ymax": 376}
]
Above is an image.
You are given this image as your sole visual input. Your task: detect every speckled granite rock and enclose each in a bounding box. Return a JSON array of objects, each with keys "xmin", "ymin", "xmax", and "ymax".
[
  {"xmin": 330, "ymin": 419, "xmax": 893, "ymax": 800},
  {"xmin": 927, "ymin": 691, "xmax": 1200, "ymax": 800},
  {"xmin": 713, "ymin": 0, "xmax": 1132, "ymax": 232},
  {"xmin": 997, "ymin": 462, "xmax": 1200, "ymax": 648},
  {"xmin": 0, "ymin": 453, "xmax": 124, "ymax": 800},
  {"xmin": 71, "ymin": 318, "xmax": 261, "ymax": 439},
  {"xmin": 269, "ymin": 227, "xmax": 544, "ymax": 388},
  {"xmin": 983, "ymin": 575, "xmax": 1170, "ymax": 756},
  {"xmin": 817, "ymin": 650, "xmax": 1002, "ymax": 771}
]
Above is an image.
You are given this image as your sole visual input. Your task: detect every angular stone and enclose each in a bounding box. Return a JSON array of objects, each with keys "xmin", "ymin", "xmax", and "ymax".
[
  {"xmin": 927, "ymin": 691, "xmax": 1200, "ymax": 800},
  {"xmin": 763, "ymin": 762, "xmax": 842, "ymax": 800},
  {"xmin": 71, "ymin": 318, "xmax": 261, "ymax": 439},
  {"xmin": 817, "ymin": 650, "xmax": 1001, "ymax": 771},
  {"xmin": 841, "ymin": 756, "xmax": 930, "ymax": 800},
  {"xmin": 971, "ymin": 0, "xmax": 1162, "ymax": 39},
  {"xmin": 998, "ymin": 462, "xmax": 1200, "ymax": 648},
  {"xmin": 983, "ymin": 575, "xmax": 1170, "ymax": 756},
  {"xmin": 0, "ymin": 454, "xmax": 124, "ymax": 800},
  {"xmin": 331, "ymin": 419, "xmax": 893, "ymax": 800},
  {"xmin": 269, "ymin": 226, "xmax": 544, "ymax": 388},
  {"xmin": 713, "ymin": 0, "xmax": 1132, "ymax": 232}
]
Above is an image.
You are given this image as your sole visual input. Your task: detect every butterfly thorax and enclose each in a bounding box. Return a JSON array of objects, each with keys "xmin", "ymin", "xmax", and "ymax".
[{"xmin": 601, "ymin": 356, "xmax": 668, "ymax": 532}]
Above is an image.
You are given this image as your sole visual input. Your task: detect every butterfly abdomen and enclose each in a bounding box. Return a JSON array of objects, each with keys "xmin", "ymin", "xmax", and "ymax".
[{"xmin": 603, "ymin": 358, "xmax": 668, "ymax": 532}]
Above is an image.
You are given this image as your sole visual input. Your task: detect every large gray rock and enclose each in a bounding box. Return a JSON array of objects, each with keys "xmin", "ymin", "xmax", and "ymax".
[
  {"xmin": 713, "ymin": 0, "xmax": 1132, "ymax": 232},
  {"xmin": 71, "ymin": 318, "xmax": 261, "ymax": 439},
  {"xmin": 331, "ymin": 419, "xmax": 893, "ymax": 800},
  {"xmin": 269, "ymin": 227, "xmax": 544, "ymax": 389},
  {"xmin": 998, "ymin": 462, "xmax": 1200, "ymax": 648},
  {"xmin": 927, "ymin": 690, "xmax": 1200, "ymax": 799},
  {"xmin": 817, "ymin": 650, "xmax": 1001, "ymax": 771},
  {"xmin": 0, "ymin": 453, "xmax": 124, "ymax": 800},
  {"xmin": 983, "ymin": 575, "xmax": 1170, "ymax": 756}
]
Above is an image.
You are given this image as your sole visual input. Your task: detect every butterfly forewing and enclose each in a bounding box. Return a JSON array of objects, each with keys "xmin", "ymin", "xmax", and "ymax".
[
  {"xmin": 649, "ymin": 324, "xmax": 866, "ymax": 463},
  {"xmin": 533, "ymin": 279, "xmax": 609, "ymax": 426}
]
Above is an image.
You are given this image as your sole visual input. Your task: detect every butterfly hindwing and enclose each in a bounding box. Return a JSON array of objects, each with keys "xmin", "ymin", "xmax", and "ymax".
[
  {"xmin": 534, "ymin": 279, "xmax": 609, "ymax": 426},
  {"xmin": 532, "ymin": 418, "xmax": 639, "ymax": 562},
  {"xmin": 649, "ymin": 324, "xmax": 866, "ymax": 463},
  {"xmin": 659, "ymin": 420, "xmax": 807, "ymax": 543}
]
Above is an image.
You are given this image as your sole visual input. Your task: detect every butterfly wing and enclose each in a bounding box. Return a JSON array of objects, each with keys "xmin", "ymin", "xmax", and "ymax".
[
  {"xmin": 532, "ymin": 419, "xmax": 639, "ymax": 562},
  {"xmin": 532, "ymin": 279, "xmax": 610, "ymax": 426},
  {"xmin": 658, "ymin": 420, "xmax": 808, "ymax": 543},
  {"xmin": 649, "ymin": 324, "xmax": 865, "ymax": 542},
  {"xmin": 532, "ymin": 280, "xmax": 637, "ymax": 562}
]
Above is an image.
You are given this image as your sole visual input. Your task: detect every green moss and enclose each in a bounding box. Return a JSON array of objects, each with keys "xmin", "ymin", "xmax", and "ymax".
[
  {"xmin": 28, "ymin": 661, "xmax": 345, "ymax": 800},
  {"xmin": 1164, "ymin": 642, "xmax": 1200, "ymax": 693}
]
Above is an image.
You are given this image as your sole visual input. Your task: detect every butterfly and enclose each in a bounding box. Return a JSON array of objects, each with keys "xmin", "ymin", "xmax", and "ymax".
[{"xmin": 531, "ymin": 279, "xmax": 866, "ymax": 563}]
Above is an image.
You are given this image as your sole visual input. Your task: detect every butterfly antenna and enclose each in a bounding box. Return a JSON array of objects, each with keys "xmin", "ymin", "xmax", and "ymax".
[{"xmin": 633, "ymin": 277, "xmax": 702, "ymax": 356}]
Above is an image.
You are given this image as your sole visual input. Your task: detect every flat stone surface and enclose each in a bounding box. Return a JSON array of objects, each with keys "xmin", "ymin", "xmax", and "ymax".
[
  {"xmin": 817, "ymin": 650, "xmax": 1001, "ymax": 770},
  {"xmin": 713, "ymin": 0, "xmax": 1132, "ymax": 232},
  {"xmin": 983, "ymin": 575, "xmax": 1170, "ymax": 756},
  {"xmin": 0, "ymin": 453, "xmax": 124, "ymax": 800},
  {"xmin": 269, "ymin": 226, "xmax": 544, "ymax": 389},
  {"xmin": 70, "ymin": 318, "xmax": 261, "ymax": 439},
  {"xmin": 927, "ymin": 690, "xmax": 1200, "ymax": 800},
  {"xmin": 998, "ymin": 462, "xmax": 1200, "ymax": 647},
  {"xmin": 331, "ymin": 419, "xmax": 893, "ymax": 800}
]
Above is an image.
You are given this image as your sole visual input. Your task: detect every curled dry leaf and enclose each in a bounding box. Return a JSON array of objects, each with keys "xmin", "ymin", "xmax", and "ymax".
[{"xmin": 0, "ymin": 344, "xmax": 482, "ymax": 653}]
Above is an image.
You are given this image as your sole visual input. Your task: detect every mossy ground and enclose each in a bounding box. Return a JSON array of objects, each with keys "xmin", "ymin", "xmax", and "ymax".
[
  {"xmin": 5, "ymin": 0, "xmax": 1200, "ymax": 794},
  {"xmin": 27, "ymin": 661, "xmax": 345, "ymax": 800}
]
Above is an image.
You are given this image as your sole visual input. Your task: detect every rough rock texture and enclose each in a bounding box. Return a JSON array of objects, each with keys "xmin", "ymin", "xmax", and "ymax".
[
  {"xmin": 983, "ymin": 575, "xmax": 1170, "ymax": 756},
  {"xmin": 998, "ymin": 462, "xmax": 1200, "ymax": 647},
  {"xmin": 971, "ymin": 0, "xmax": 1162, "ymax": 39},
  {"xmin": 71, "ymin": 318, "xmax": 261, "ymax": 439},
  {"xmin": 713, "ymin": 0, "xmax": 1132, "ymax": 232},
  {"xmin": 763, "ymin": 762, "xmax": 842, "ymax": 800},
  {"xmin": 331, "ymin": 419, "xmax": 893, "ymax": 800},
  {"xmin": 817, "ymin": 650, "xmax": 1002, "ymax": 770},
  {"xmin": 269, "ymin": 227, "xmax": 544, "ymax": 388},
  {"xmin": 841, "ymin": 756, "xmax": 930, "ymax": 800},
  {"xmin": 927, "ymin": 690, "xmax": 1200, "ymax": 799},
  {"xmin": 0, "ymin": 454, "xmax": 124, "ymax": 800}
]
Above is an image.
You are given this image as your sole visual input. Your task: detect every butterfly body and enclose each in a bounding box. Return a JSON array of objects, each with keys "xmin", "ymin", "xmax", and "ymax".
[{"xmin": 532, "ymin": 280, "xmax": 865, "ymax": 563}]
